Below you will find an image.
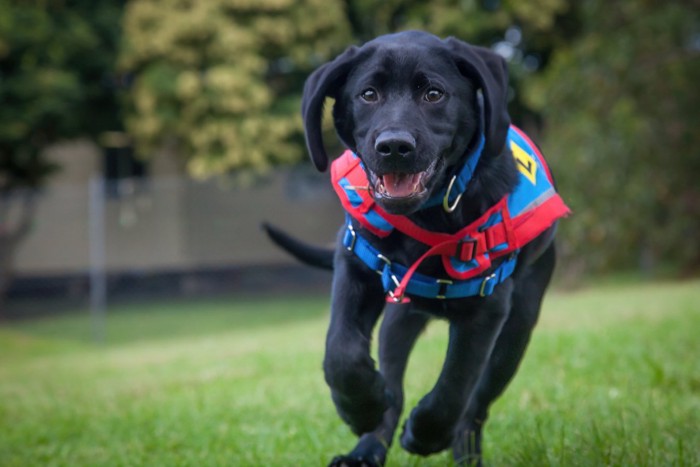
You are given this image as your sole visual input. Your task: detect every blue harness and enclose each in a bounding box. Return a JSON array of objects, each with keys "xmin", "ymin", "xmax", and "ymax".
[{"xmin": 343, "ymin": 221, "xmax": 518, "ymax": 300}]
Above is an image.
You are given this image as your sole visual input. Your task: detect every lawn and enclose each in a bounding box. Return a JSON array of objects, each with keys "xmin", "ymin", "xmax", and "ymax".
[{"xmin": 1, "ymin": 279, "xmax": 699, "ymax": 466}]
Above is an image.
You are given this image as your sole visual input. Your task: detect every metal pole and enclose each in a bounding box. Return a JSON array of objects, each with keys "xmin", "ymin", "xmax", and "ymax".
[{"xmin": 88, "ymin": 176, "xmax": 107, "ymax": 344}]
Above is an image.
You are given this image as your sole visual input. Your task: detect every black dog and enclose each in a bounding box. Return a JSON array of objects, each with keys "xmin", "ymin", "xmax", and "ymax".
[{"xmin": 265, "ymin": 31, "xmax": 568, "ymax": 466}]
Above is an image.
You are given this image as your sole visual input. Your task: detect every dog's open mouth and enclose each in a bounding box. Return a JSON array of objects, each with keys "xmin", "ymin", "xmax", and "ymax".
[
  {"xmin": 374, "ymin": 172, "xmax": 427, "ymax": 198},
  {"xmin": 367, "ymin": 159, "xmax": 437, "ymax": 202},
  {"xmin": 362, "ymin": 160, "xmax": 438, "ymax": 213}
]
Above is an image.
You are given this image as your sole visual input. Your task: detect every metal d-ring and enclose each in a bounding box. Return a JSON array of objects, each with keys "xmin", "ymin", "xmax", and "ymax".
[{"xmin": 443, "ymin": 175, "xmax": 463, "ymax": 213}]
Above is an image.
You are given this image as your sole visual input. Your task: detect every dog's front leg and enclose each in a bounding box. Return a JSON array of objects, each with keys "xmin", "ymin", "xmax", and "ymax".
[
  {"xmin": 330, "ymin": 306, "xmax": 430, "ymax": 467},
  {"xmin": 324, "ymin": 253, "xmax": 389, "ymax": 437},
  {"xmin": 400, "ymin": 281, "xmax": 514, "ymax": 456}
]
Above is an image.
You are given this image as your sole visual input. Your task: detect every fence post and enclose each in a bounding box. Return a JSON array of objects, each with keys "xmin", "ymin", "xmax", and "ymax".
[{"xmin": 88, "ymin": 176, "xmax": 106, "ymax": 344}]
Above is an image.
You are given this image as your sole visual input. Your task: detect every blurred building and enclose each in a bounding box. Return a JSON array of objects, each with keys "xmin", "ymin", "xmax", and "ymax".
[{"xmin": 9, "ymin": 139, "xmax": 342, "ymax": 304}]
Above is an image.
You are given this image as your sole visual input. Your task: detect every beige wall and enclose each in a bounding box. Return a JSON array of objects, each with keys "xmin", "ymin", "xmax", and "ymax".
[{"xmin": 13, "ymin": 141, "xmax": 344, "ymax": 276}]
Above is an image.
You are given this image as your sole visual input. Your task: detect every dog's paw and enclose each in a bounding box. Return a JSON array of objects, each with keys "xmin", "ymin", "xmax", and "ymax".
[
  {"xmin": 328, "ymin": 454, "xmax": 384, "ymax": 467},
  {"xmin": 334, "ymin": 388, "xmax": 393, "ymax": 435},
  {"xmin": 400, "ymin": 416, "xmax": 453, "ymax": 456},
  {"xmin": 328, "ymin": 434, "xmax": 388, "ymax": 467}
]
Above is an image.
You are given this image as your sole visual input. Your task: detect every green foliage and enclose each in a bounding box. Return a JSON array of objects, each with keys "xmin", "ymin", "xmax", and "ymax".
[
  {"xmin": 120, "ymin": 0, "xmax": 351, "ymax": 177},
  {"xmin": 343, "ymin": 0, "xmax": 567, "ymax": 41},
  {"xmin": 0, "ymin": 0, "xmax": 122, "ymax": 190},
  {"xmin": 525, "ymin": 0, "xmax": 700, "ymax": 273}
]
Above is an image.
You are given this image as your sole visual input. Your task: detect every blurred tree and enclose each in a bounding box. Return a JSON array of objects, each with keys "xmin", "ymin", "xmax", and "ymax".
[
  {"xmin": 343, "ymin": 0, "xmax": 571, "ymax": 130},
  {"xmin": 343, "ymin": 0, "xmax": 567, "ymax": 42},
  {"xmin": 525, "ymin": 0, "xmax": 700, "ymax": 274},
  {"xmin": 120, "ymin": 0, "xmax": 352, "ymax": 177},
  {"xmin": 122, "ymin": 0, "xmax": 700, "ymax": 276},
  {"xmin": 121, "ymin": 0, "xmax": 571, "ymax": 176},
  {"xmin": 0, "ymin": 0, "xmax": 123, "ymax": 312}
]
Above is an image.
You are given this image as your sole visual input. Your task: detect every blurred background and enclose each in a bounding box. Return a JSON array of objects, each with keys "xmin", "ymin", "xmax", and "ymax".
[{"xmin": 1, "ymin": 0, "xmax": 698, "ymax": 319}]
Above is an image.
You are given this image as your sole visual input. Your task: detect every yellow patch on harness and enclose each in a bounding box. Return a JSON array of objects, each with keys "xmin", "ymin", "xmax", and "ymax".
[{"xmin": 511, "ymin": 141, "xmax": 537, "ymax": 185}]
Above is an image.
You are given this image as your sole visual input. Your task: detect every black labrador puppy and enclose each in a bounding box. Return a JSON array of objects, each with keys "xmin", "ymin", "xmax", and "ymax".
[{"xmin": 265, "ymin": 30, "xmax": 568, "ymax": 466}]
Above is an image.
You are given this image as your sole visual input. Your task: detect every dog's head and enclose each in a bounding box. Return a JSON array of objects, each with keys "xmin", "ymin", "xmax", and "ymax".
[{"xmin": 302, "ymin": 31, "xmax": 511, "ymax": 215}]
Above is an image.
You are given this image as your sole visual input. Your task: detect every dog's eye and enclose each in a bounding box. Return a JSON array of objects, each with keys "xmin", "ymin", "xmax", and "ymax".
[
  {"xmin": 424, "ymin": 88, "xmax": 444, "ymax": 103},
  {"xmin": 360, "ymin": 88, "xmax": 379, "ymax": 102}
]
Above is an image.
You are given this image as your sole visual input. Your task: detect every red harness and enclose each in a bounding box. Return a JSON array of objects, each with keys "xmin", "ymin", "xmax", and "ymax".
[{"xmin": 332, "ymin": 126, "xmax": 570, "ymax": 302}]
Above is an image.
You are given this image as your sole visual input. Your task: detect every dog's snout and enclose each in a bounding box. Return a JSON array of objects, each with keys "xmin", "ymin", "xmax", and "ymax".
[{"xmin": 375, "ymin": 131, "xmax": 416, "ymax": 158}]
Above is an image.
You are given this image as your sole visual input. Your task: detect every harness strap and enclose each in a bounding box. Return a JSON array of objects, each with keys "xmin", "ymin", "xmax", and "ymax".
[
  {"xmin": 332, "ymin": 153, "xmax": 393, "ymax": 238},
  {"xmin": 381, "ymin": 197, "xmax": 512, "ymax": 249},
  {"xmin": 343, "ymin": 222, "xmax": 518, "ymax": 302},
  {"xmin": 424, "ymin": 133, "xmax": 485, "ymax": 210},
  {"xmin": 332, "ymin": 123, "xmax": 570, "ymax": 301},
  {"xmin": 376, "ymin": 197, "xmax": 517, "ymax": 281}
]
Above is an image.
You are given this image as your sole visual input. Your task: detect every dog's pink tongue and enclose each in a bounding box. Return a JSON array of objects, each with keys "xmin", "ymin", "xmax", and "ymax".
[{"xmin": 382, "ymin": 173, "xmax": 420, "ymax": 197}]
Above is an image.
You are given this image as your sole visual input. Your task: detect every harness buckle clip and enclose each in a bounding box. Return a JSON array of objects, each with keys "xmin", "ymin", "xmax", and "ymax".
[
  {"xmin": 376, "ymin": 254, "xmax": 398, "ymax": 286},
  {"xmin": 378, "ymin": 255, "xmax": 407, "ymax": 302},
  {"xmin": 387, "ymin": 289, "xmax": 410, "ymax": 304},
  {"xmin": 345, "ymin": 224, "xmax": 357, "ymax": 252},
  {"xmin": 456, "ymin": 238, "xmax": 478, "ymax": 261},
  {"xmin": 479, "ymin": 273, "xmax": 497, "ymax": 297},
  {"xmin": 436, "ymin": 278, "xmax": 453, "ymax": 300}
]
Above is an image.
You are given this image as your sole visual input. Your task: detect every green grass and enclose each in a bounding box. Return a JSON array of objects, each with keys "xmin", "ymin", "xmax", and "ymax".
[{"xmin": 1, "ymin": 279, "xmax": 699, "ymax": 466}]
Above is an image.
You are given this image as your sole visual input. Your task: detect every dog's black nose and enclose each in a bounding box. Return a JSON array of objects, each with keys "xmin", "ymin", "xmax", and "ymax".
[{"xmin": 375, "ymin": 131, "xmax": 416, "ymax": 158}]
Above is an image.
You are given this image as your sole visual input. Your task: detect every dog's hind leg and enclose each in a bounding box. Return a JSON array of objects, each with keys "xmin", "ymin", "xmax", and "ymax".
[{"xmin": 452, "ymin": 243, "xmax": 557, "ymax": 466}]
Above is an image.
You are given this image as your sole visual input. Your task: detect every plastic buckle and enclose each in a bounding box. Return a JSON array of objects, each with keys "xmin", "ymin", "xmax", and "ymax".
[
  {"xmin": 479, "ymin": 273, "xmax": 497, "ymax": 297},
  {"xmin": 456, "ymin": 238, "xmax": 477, "ymax": 261},
  {"xmin": 436, "ymin": 279, "xmax": 453, "ymax": 299}
]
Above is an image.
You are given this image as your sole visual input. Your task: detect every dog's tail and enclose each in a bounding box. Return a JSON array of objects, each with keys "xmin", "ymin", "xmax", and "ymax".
[{"xmin": 262, "ymin": 222, "xmax": 334, "ymax": 270}]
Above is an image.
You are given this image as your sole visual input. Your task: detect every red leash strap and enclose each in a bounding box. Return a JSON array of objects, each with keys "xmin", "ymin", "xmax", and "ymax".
[
  {"xmin": 387, "ymin": 237, "xmax": 474, "ymax": 303},
  {"xmin": 387, "ymin": 242, "xmax": 443, "ymax": 303}
]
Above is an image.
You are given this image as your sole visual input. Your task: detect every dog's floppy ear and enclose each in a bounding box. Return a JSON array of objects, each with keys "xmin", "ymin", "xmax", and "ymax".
[
  {"xmin": 301, "ymin": 46, "xmax": 363, "ymax": 172},
  {"xmin": 445, "ymin": 38, "xmax": 511, "ymax": 157}
]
